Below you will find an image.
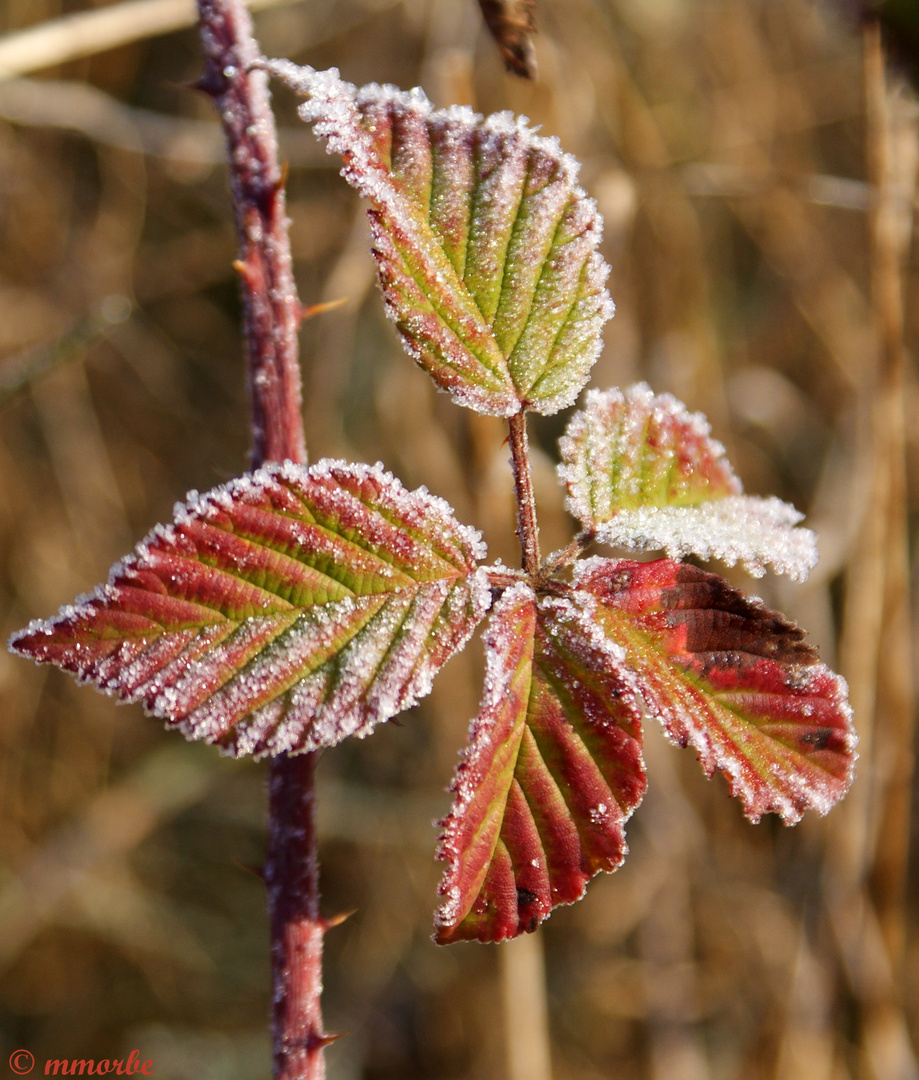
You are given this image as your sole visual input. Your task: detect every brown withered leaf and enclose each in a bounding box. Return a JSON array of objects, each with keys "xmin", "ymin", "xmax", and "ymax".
[{"xmin": 477, "ymin": 0, "xmax": 538, "ymax": 79}]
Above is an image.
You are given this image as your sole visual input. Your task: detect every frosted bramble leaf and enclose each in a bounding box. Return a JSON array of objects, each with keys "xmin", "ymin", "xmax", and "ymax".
[
  {"xmin": 9, "ymin": 460, "xmax": 490, "ymax": 757},
  {"xmin": 264, "ymin": 61, "xmax": 612, "ymax": 417},
  {"xmin": 560, "ymin": 385, "xmax": 741, "ymax": 516},
  {"xmin": 558, "ymin": 385, "xmax": 819, "ymax": 579},
  {"xmin": 576, "ymin": 558, "xmax": 856, "ymax": 824},
  {"xmin": 435, "ymin": 582, "xmax": 646, "ymax": 944},
  {"xmin": 559, "ymin": 385, "xmax": 817, "ymax": 580},
  {"xmin": 590, "ymin": 496, "xmax": 817, "ymax": 581}
]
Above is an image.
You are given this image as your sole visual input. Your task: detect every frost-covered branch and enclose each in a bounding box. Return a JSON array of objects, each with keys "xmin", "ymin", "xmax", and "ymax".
[
  {"xmin": 198, "ymin": 0, "xmax": 305, "ymax": 468},
  {"xmin": 196, "ymin": 3, "xmax": 323, "ymax": 1078}
]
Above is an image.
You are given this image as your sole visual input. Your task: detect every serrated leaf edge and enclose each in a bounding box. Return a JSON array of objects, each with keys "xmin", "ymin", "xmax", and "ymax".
[
  {"xmin": 573, "ymin": 556, "xmax": 856, "ymax": 823},
  {"xmin": 264, "ymin": 61, "xmax": 613, "ymax": 417},
  {"xmin": 9, "ymin": 459, "xmax": 491, "ymax": 758},
  {"xmin": 434, "ymin": 582, "xmax": 647, "ymax": 941}
]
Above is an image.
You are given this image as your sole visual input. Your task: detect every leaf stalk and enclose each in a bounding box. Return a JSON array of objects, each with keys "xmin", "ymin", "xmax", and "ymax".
[{"xmin": 508, "ymin": 410, "xmax": 541, "ymax": 577}]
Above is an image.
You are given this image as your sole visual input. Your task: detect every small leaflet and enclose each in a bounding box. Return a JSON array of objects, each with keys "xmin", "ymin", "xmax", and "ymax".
[
  {"xmin": 559, "ymin": 384, "xmax": 741, "ymax": 518},
  {"xmin": 264, "ymin": 61, "xmax": 612, "ymax": 417},
  {"xmin": 9, "ymin": 460, "xmax": 490, "ymax": 757},
  {"xmin": 435, "ymin": 583, "xmax": 646, "ymax": 944},
  {"xmin": 591, "ymin": 496, "xmax": 817, "ymax": 581},
  {"xmin": 558, "ymin": 384, "xmax": 817, "ymax": 580},
  {"xmin": 575, "ymin": 557, "xmax": 856, "ymax": 824}
]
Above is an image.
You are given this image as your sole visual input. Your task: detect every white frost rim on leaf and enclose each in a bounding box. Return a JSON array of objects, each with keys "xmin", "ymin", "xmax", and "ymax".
[
  {"xmin": 262, "ymin": 61, "xmax": 613, "ymax": 417},
  {"xmin": 592, "ymin": 495, "xmax": 818, "ymax": 581},
  {"xmin": 262, "ymin": 61, "xmax": 582, "ymax": 217},
  {"xmin": 9, "ymin": 457, "xmax": 491, "ymax": 759},
  {"xmin": 558, "ymin": 384, "xmax": 742, "ymax": 529}
]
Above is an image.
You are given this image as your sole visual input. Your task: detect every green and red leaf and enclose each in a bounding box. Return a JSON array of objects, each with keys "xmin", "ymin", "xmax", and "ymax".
[
  {"xmin": 575, "ymin": 558, "xmax": 856, "ymax": 823},
  {"xmin": 10, "ymin": 460, "xmax": 489, "ymax": 757},
  {"xmin": 559, "ymin": 385, "xmax": 817, "ymax": 579},
  {"xmin": 560, "ymin": 383, "xmax": 741, "ymax": 515},
  {"xmin": 435, "ymin": 583, "xmax": 646, "ymax": 944},
  {"xmin": 266, "ymin": 62, "xmax": 612, "ymax": 417}
]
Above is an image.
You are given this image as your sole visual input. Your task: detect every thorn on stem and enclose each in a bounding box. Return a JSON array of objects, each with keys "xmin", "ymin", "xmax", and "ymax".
[
  {"xmin": 313, "ymin": 1032, "xmax": 347, "ymax": 1050},
  {"xmin": 233, "ymin": 258, "xmax": 262, "ymax": 291},
  {"xmin": 321, "ymin": 910, "xmax": 356, "ymax": 932},
  {"xmin": 194, "ymin": 69, "xmax": 225, "ymax": 98},
  {"xmin": 235, "ymin": 857, "xmax": 266, "ymax": 881},
  {"xmin": 298, "ymin": 297, "xmax": 348, "ymax": 325}
]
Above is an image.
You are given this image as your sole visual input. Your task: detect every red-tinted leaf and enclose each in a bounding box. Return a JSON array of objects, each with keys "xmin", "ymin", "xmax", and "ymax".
[
  {"xmin": 10, "ymin": 460, "xmax": 489, "ymax": 757},
  {"xmin": 265, "ymin": 62, "xmax": 612, "ymax": 417},
  {"xmin": 576, "ymin": 558, "xmax": 856, "ymax": 823},
  {"xmin": 559, "ymin": 385, "xmax": 817, "ymax": 580},
  {"xmin": 560, "ymin": 384, "xmax": 740, "ymax": 517},
  {"xmin": 435, "ymin": 583, "xmax": 646, "ymax": 944}
]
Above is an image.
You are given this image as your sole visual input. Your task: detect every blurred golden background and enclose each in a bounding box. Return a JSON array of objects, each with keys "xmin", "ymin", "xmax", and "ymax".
[{"xmin": 0, "ymin": 1, "xmax": 916, "ymax": 1077}]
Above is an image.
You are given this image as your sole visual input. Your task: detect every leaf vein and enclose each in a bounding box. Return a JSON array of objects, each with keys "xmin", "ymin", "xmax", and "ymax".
[
  {"xmin": 524, "ymin": 247, "xmax": 594, "ymax": 399},
  {"xmin": 496, "ymin": 165, "xmax": 573, "ymax": 366}
]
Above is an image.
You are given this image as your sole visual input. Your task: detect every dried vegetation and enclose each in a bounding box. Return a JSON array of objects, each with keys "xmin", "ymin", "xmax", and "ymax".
[{"xmin": 0, "ymin": 1, "xmax": 916, "ymax": 1078}]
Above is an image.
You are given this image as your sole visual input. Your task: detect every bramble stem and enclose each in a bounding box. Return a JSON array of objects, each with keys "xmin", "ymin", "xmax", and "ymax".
[
  {"xmin": 197, "ymin": 0, "xmax": 305, "ymax": 469},
  {"xmin": 508, "ymin": 411, "xmax": 541, "ymax": 577},
  {"xmin": 266, "ymin": 752, "xmax": 327, "ymax": 1080},
  {"xmin": 196, "ymin": 3, "xmax": 325, "ymax": 1078}
]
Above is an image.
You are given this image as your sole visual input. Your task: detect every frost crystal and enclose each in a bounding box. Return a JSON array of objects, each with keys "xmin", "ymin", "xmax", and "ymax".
[
  {"xmin": 264, "ymin": 61, "xmax": 613, "ymax": 417},
  {"xmin": 434, "ymin": 584, "xmax": 646, "ymax": 944},
  {"xmin": 559, "ymin": 384, "xmax": 817, "ymax": 580},
  {"xmin": 595, "ymin": 495, "xmax": 818, "ymax": 581},
  {"xmin": 9, "ymin": 459, "xmax": 490, "ymax": 758},
  {"xmin": 559, "ymin": 384, "xmax": 740, "ymax": 523},
  {"xmin": 576, "ymin": 557, "xmax": 857, "ymax": 825}
]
